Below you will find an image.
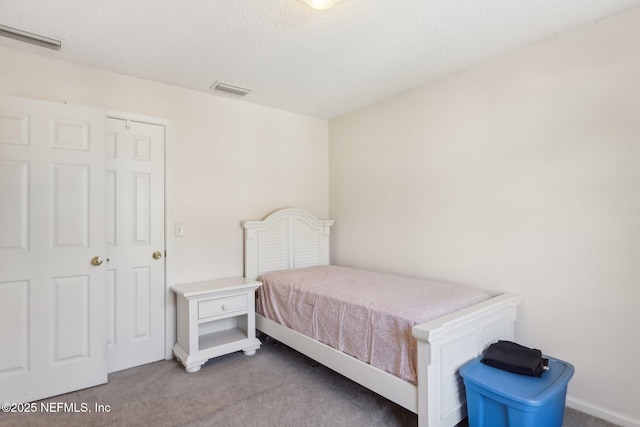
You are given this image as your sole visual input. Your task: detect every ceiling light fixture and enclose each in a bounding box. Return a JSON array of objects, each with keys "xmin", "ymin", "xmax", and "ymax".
[
  {"xmin": 0, "ymin": 24, "xmax": 61, "ymax": 50},
  {"xmin": 302, "ymin": 0, "xmax": 338, "ymax": 10}
]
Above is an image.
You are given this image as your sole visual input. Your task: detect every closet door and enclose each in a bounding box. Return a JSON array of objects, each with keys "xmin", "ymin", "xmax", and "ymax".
[
  {"xmin": 0, "ymin": 95, "xmax": 107, "ymax": 402},
  {"xmin": 105, "ymin": 117, "xmax": 165, "ymax": 373}
]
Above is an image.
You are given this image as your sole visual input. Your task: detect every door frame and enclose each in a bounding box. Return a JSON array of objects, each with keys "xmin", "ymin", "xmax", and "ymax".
[{"xmin": 106, "ymin": 110, "xmax": 175, "ymax": 360}]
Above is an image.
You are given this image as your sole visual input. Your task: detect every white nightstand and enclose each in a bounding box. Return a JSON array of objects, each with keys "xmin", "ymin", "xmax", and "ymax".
[{"xmin": 172, "ymin": 277, "xmax": 262, "ymax": 373}]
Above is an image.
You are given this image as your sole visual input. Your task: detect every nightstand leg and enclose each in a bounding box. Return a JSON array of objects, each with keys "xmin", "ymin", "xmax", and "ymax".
[
  {"xmin": 185, "ymin": 364, "xmax": 202, "ymax": 373},
  {"xmin": 242, "ymin": 340, "xmax": 261, "ymax": 356}
]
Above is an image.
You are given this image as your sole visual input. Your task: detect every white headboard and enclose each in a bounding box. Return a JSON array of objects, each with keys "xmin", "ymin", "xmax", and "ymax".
[{"xmin": 242, "ymin": 208, "xmax": 334, "ymax": 280}]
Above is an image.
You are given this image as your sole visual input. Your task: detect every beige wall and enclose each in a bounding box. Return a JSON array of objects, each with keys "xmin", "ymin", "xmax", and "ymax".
[
  {"xmin": 330, "ymin": 6, "xmax": 640, "ymax": 426},
  {"xmin": 0, "ymin": 44, "xmax": 329, "ymax": 283}
]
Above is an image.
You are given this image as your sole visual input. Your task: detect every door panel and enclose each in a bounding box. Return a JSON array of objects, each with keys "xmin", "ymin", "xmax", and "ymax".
[
  {"xmin": 0, "ymin": 113, "xmax": 28, "ymax": 145},
  {"xmin": 0, "ymin": 281, "xmax": 29, "ymax": 373},
  {"xmin": 0, "ymin": 95, "xmax": 107, "ymax": 403},
  {"xmin": 133, "ymin": 172, "xmax": 151, "ymax": 243},
  {"xmin": 53, "ymin": 275, "xmax": 90, "ymax": 361},
  {"xmin": 106, "ymin": 118, "xmax": 165, "ymax": 373},
  {"xmin": 132, "ymin": 266, "xmax": 151, "ymax": 337},
  {"xmin": 51, "ymin": 163, "xmax": 89, "ymax": 247},
  {"xmin": 0, "ymin": 160, "xmax": 28, "ymax": 250}
]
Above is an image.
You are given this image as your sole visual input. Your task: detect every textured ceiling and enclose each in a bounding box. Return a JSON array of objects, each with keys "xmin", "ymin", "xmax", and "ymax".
[{"xmin": 1, "ymin": 0, "xmax": 639, "ymax": 119}]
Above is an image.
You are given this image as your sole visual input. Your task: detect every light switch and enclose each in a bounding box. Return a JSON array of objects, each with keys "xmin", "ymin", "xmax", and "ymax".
[{"xmin": 175, "ymin": 223, "xmax": 185, "ymax": 237}]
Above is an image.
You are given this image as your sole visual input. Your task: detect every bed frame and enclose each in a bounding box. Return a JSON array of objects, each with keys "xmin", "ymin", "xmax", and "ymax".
[{"xmin": 243, "ymin": 208, "xmax": 521, "ymax": 427}]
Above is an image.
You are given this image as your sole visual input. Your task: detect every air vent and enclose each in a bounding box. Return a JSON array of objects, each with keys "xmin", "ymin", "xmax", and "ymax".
[{"xmin": 210, "ymin": 81, "xmax": 252, "ymax": 97}]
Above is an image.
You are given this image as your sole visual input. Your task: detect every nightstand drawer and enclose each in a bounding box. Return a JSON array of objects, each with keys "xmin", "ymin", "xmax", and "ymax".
[{"xmin": 198, "ymin": 294, "xmax": 247, "ymax": 319}]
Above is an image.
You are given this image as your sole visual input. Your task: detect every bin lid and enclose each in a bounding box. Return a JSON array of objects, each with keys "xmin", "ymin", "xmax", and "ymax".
[{"xmin": 460, "ymin": 356, "xmax": 575, "ymax": 405}]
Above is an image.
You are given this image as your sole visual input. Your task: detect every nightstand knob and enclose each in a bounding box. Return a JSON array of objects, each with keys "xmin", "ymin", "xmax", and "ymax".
[{"xmin": 221, "ymin": 304, "xmax": 227, "ymax": 310}]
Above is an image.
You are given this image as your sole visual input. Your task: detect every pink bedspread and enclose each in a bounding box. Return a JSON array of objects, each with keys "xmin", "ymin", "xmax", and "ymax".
[{"xmin": 257, "ymin": 265, "xmax": 490, "ymax": 384}]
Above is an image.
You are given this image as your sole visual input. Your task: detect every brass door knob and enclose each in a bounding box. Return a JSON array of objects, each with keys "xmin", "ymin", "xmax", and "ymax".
[
  {"xmin": 152, "ymin": 251, "xmax": 162, "ymax": 260},
  {"xmin": 91, "ymin": 256, "xmax": 103, "ymax": 266}
]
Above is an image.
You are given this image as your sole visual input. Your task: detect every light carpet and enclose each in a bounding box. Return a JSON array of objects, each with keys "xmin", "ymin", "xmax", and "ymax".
[{"xmin": 0, "ymin": 335, "xmax": 619, "ymax": 427}]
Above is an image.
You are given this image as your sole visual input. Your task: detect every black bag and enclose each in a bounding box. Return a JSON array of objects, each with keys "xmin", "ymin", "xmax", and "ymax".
[{"xmin": 481, "ymin": 340, "xmax": 549, "ymax": 377}]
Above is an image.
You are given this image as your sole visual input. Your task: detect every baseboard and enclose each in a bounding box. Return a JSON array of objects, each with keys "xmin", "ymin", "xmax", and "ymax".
[{"xmin": 566, "ymin": 395, "xmax": 640, "ymax": 427}]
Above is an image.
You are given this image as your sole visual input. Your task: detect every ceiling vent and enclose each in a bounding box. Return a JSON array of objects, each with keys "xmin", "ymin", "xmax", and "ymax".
[{"xmin": 210, "ymin": 81, "xmax": 252, "ymax": 97}]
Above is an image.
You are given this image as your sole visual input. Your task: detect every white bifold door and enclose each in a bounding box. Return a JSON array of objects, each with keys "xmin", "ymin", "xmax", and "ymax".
[{"xmin": 0, "ymin": 95, "xmax": 108, "ymax": 402}]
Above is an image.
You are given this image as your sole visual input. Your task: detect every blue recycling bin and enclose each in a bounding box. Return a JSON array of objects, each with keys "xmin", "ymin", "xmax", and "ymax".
[{"xmin": 460, "ymin": 355, "xmax": 574, "ymax": 427}]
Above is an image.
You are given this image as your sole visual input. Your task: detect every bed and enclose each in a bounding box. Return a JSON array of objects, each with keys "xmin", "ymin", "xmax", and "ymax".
[{"xmin": 243, "ymin": 208, "xmax": 521, "ymax": 427}]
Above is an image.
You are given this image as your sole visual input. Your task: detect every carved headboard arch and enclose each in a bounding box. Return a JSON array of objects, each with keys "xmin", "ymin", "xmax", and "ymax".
[{"xmin": 242, "ymin": 208, "xmax": 334, "ymax": 280}]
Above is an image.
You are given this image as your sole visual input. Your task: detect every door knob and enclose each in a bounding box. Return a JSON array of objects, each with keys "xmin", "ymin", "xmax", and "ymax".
[
  {"xmin": 91, "ymin": 256, "xmax": 103, "ymax": 266},
  {"xmin": 152, "ymin": 251, "xmax": 162, "ymax": 260}
]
